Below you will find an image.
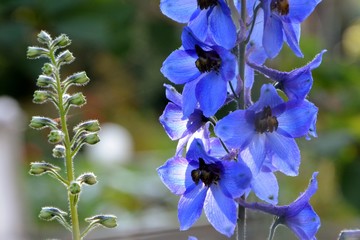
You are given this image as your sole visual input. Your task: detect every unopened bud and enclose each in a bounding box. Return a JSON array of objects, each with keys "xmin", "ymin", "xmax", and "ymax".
[
  {"xmin": 33, "ymin": 90, "xmax": 53, "ymax": 104},
  {"xmin": 39, "ymin": 206, "xmax": 67, "ymax": 221},
  {"xmin": 36, "ymin": 75, "xmax": 55, "ymax": 88},
  {"xmin": 27, "ymin": 46, "xmax": 49, "ymax": 59},
  {"xmin": 67, "ymin": 92, "xmax": 86, "ymax": 107},
  {"xmin": 85, "ymin": 215, "xmax": 117, "ymax": 228},
  {"xmin": 48, "ymin": 130, "xmax": 64, "ymax": 144},
  {"xmin": 68, "ymin": 181, "xmax": 81, "ymax": 195},
  {"xmin": 29, "ymin": 116, "xmax": 58, "ymax": 130},
  {"xmin": 77, "ymin": 172, "xmax": 97, "ymax": 185},
  {"xmin": 57, "ymin": 50, "xmax": 75, "ymax": 65},
  {"xmin": 42, "ymin": 63, "xmax": 54, "ymax": 76},
  {"xmin": 65, "ymin": 71, "xmax": 90, "ymax": 86},
  {"xmin": 52, "ymin": 34, "xmax": 71, "ymax": 48},
  {"xmin": 82, "ymin": 132, "xmax": 100, "ymax": 145},
  {"xmin": 52, "ymin": 145, "xmax": 65, "ymax": 158},
  {"xmin": 37, "ymin": 31, "xmax": 52, "ymax": 45},
  {"xmin": 74, "ymin": 120, "xmax": 100, "ymax": 133},
  {"xmin": 29, "ymin": 162, "xmax": 61, "ymax": 176}
]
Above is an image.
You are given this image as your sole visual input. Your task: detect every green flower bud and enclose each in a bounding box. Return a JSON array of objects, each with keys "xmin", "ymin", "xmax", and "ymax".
[
  {"xmin": 74, "ymin": 120, "xmax": 100, "ymax": 133},
  {"xmin": 36, "ymin": 75, "xmax": 55, "ymax": 88},
  {"xmin": 39, "ymin": 206, "xmax": 67, "ymax": 221},
  {"xmin": 85, "ymin": 215, "xmax": 117, "ymax": 228},
  {"xmin": 67, "ymin": 92, "xmax": 86, "ymax": 107},
  {"xmin": 82, "ymin": 132, "xmax": 100, "ymax": 145},
  {"xmin": 56, "ymin": 50, "xmax": 75, "ymax": 65},
  {"xmin": 68, "ymin": 181, "xmax": 81, "ymax": 195},
  {"xmin": 77, "ymin": 172, "xmax": 97, "ymax": 185},
  {"xmin": 37, "ymin": 30, "xmax": 52, "ymax": 45},
  {"xmin": 52, "ymin": 34, "xmax": 71, "ymax": 48},
  {"xmin": 52, "ymin": 145, "xmax": 65, "ymax": 158},
  {"xmin": 33, "ymin": 90, "xmax": 53, "ymax": 104},
  {"xmin": 65, "ymin": 71, "xmax": 90, "ymax": 86},
  {"xmin": 29, "ymin": 116, "xmax": 58, "ymax": 130},
  {"xmin": 29, "ymin": 162, "xmax": 61, "ymax": 176},
  {"xmin": 42, "ymin": 63, "xmax": 54, "ymax": 76},
  {"xmin": 27, "ymin": 46, "xmax": 49, "ymax": 59},
  {"xmin": 48, "ymin": 130, "xmax": 64, "ymax": 144}
]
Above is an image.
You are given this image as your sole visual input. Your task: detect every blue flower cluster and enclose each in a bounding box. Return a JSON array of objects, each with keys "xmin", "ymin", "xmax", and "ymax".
[{"xmin": 157, "ymin": 0, "xmax": 324, "ymax": 239}]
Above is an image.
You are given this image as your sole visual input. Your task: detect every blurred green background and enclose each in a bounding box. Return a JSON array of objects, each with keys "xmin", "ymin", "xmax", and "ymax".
[{"xmin": 1, "ymin": 0, "xmax": 360, "ymax": 239}]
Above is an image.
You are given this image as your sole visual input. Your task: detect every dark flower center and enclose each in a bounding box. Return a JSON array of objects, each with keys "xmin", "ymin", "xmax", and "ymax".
[
  {"xmin": 197, "ymin": 0, "xmax": 218, "ymax": 10},
  {"xmin": 254, "ymin": 106, "xmax": 279, "ymax": 133},
  {"xmin": 270, "ymin": 0, "xmax": 289, "ymax": 15},
  {"xmin": 191, "ymin": 158, "xmax": 221, "ymax": 187},
  {"xmin": 194, "ymin": 44, "xmax": 221, "ymax": 73}
]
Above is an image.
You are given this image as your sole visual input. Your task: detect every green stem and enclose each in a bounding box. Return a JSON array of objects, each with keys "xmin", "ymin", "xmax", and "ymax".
[
  {"xmin": 80, "ymin": 222, "xmax": 98, "ymax": 239},
  {"xmin": 50, "ymin": 48, "xmax": 81, "ymax": 240}
]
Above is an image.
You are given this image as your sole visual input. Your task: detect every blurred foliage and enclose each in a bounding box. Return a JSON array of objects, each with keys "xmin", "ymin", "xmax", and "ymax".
[{"xmin": 1, "ymin": 0, "xmax": 360, "ymax": 239}]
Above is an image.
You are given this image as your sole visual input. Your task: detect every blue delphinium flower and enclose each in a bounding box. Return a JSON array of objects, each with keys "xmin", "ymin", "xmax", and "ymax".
[
  {"xmin": 159, "ymin": 84, "xmax": 210, "ymax": 155},
  {"xmin": 214, "ymin": 84, "xmax": 318, "ymax": 175},
  {"xmin": 239, "ymin": 172, "xmax": 320, "ymax": 240},
  {"xmin": 248, "ymin": 50, "xmax": 326, "ymax": 100},
  {"xmin": 161, "ymin": 27, "xmax": 237, "ymax": 117},
  {"xmin": 157, "ymin": 139, "xmax": 252, "ymax": 237},
  {"xmin": 260, "ymin": 0, "xmax": 322, "ymax": 58},
  {"xmin": 160, "ymin": 0, "xmax": 236, "ymax": 49}
]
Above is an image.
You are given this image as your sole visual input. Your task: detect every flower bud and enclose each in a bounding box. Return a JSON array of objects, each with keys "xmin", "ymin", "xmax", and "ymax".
[
  {"xmin": 65, "ymin": 71, "xmax": 90, "ymax": 86},
  {"xmin": 33, "ymin": 90, "xmax": 53, "ymax": 104},
  {"xmin": 77, "ymin": 172, "xmax": 97, "ymax": 185},
  {"xmin": 85, "ymin": 215, "xmax": 117, "ymax": 228},
  {"xmin": 48, "ymin": 130, "xmax": 64, "ymax": 144},
  {"xmin": 52, "ymin": 144, "xmax": 66, "ymax": 158},
  {"xmin": 67, "ymin": 92, "xmax": 86, "ymax": 107},
  {"xmin": 27, "ymin": 46, "xmax": 49, "ymax": 59},
  {"xmin": 37, "ymin": 31, "xmax": 52, "ymax": 45},
  {"xmin": 42, "ymin": 63, "xmax": 55, "ymax": 76},
  {"xmin": 74, "ymin": 120, "xmax": 100, "ymax": 133},
  {"xmin": 36, "ymin": 75, "xmax": 55, "ymax": 88},
  {"xmin": 68, "ymin": 181, "xmax": 81, "ymax": 195},
  {"xmin": 52, "ymin": 34, "xmax": 71, "ymax": 48},
  {"xmin": 39, "ymin": 206, "xmax": 67, "ymax": 221},
  {"xmin": 29, "ymin": 116, "xmax": 58, "ymax": 130},
  {"xmin": 82, "ymin": 132, "xmax": 100, "ymax": 145},
  {"xmin": 56, "ymin": 50, "xmax": 75, "ymax": 65},
  {"xmin": 29, "ymin": 161, "xmax": 61, "ymax": 176}
]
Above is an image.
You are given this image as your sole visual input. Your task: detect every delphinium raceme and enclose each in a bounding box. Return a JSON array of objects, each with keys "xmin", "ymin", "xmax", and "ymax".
[
  {"xmin": 157, "ymin": 0, "xmax": 325, "ymax": 239},
  {"xmin": 27, "ymin": 31, "xmax": 117, "ymax": 240}
]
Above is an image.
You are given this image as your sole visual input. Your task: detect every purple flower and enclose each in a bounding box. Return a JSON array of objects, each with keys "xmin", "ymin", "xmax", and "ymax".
[
  {"xmin": 160, "ymin": 0, "xmax": 236, "ymax": 49},
  {"xmin": 239, "ymin": 172, "xmax": 320, "ymax": 240},
  {"xmin": 159, "ymin": 84, "xmax": 210, "ymax": 154},
  {"xmin": 260, "ymin": 0, "xmax": 322, "ymax": 58},
  {"xmin": 161, "ymin": 27, "xmax": 237, "ymax": 117},
  {"xmin": 248, "ymin": 50, "xmax": 326, "ymax": 100},
  {"xmin": 214, "ymin": 84, "xmax": 318, "ymax": 175},
  {"xmin": 157, "ymin": 139, "xmax": 252, "ymax": 237}
]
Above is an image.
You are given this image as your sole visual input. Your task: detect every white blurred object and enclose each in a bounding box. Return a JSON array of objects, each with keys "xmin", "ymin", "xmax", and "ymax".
[
  {"xmin": 0, "ymin": 96, "xmax": 26, "ymax": 239},
  {"xmin": 85, "ymin": 123, "xmax": 133, "ymax": 164}
]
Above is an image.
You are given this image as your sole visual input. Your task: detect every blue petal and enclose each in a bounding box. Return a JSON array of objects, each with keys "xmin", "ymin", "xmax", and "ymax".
[
  {"xmin": 263, "ymin": 12, "xmax": 283, "ymax": 58},
  {"xmin": 266, "ymin": 133, "xmax": 300, "ymax": 176},
  {"xmin": 220, "ymin": 160, "xmax": 252, "ymax": 198},
  {"xmin": 196, "ymin": 72, "xmax": 227, "ymax": 117},
  {"xmin": 182, "ymin": 78, "xmax": 200, "ymax": 118},
  {"xmin": 283, "ymin": 22, "xmax": 303, "ymax": 57},
  {"xmin": 160, "ymin": 0, "xmax": 197, "ymax": 23},
  {"xmin": 188, "ymin": 9, "xmax": 210, "ymax": 43},
  {"xmin": 159, "ymin": 103, "xmax": 188, "ymax": 140},
  {"xmin": 164, "ymin": 84, "xmax": 182, "ymax": 107},
  {"xmin": 187, "ymin": 138, "xmax": 218, "ymax": 164},
  {"xmin": 251, "ymin": 170, "xmax": 278, "ymax": 204},
  {"xmin": 157, "ymin": 156, "xmax": 196, "ymax": 195},
  {"xmin": 215, "ymin": 110, "xmax": 255, "ymax": 149},
  {"xmin": 161, "ymin": 49, "xmax": 201, "ymax": 84},
  {"xmin": 178, "ymin": 183, "xmax": 207, "ymax": 230},
  {"xmin": 288, "ymin": 0, "xmax": 322, "ymax": 23},
  {"xmin": 250, "ymin": 84, "xmax": 284, "ymax": 112},
  {"xmin": 240, "ymin": 134, "xmax": 267, "ymax": 175},
  {"xmin": 215, "ymin": 47, "xmax": 237, "ymax": 80},
  {"xmin": 209, "ymin": 2, "xmax": 236, "ymax": 49},
  {"xmin": 204, "ymin": 185, "xmax": 237, "ymax": 237},
  {"xmin": 277, "ymin": 100, "xmax": 318, "ymax": 138}
]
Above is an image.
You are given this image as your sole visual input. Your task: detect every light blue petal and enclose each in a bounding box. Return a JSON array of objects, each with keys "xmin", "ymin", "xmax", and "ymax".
[
  {"xmin": 288, "ymin": 0, "xmax": 322, "ymax": 23},
  {"xmin": 204, "ymin": 185, "xmax": 237, "ymax": 237},
  {"xmin": 263, "ymin": 12, "xmax": 283, "ymax": 58},
  {"xmin": 250, "ymin": 84, "xmax": 284, "ymax": 112},
  {"xmin": 178, "ymin": 183, "xmax": 207, "ymax": 230},
  {"xmin": 188, "ymin": 9, "xmax": 209, "ymax": 43},
  {"xmin": 283, "ymin": 22, "xmax": 303, "ymax": 57},
  {"xmin": 160, "ymin": 0, "xmax": 197, "ymax": 23},
  {"xmin": 182, "ymin": 79, "xmax": 200, "ymax": 118},
  {"xmin": 164, "ymin": 84, "xmax": 182, "ymax": 106},
  {"xmin": 240, "ymin": 134, "xmax": 267, "ymax": 175},
  {"xmin": 159, "ymin": 103, "xmax": 188, "ymax": 140},
  {"xmin": 251, "ymin": 170, "xmax": 278, "ymax": 204}
]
